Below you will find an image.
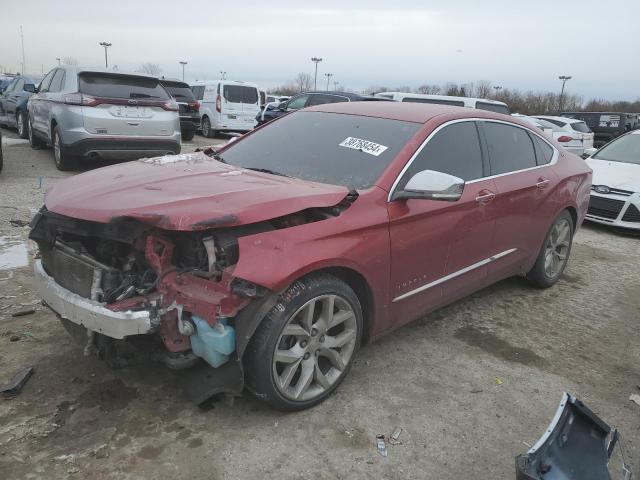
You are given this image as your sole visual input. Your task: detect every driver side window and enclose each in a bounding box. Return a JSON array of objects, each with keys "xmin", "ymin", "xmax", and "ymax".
[
  {"xmin": 398, "ymin": 121, "xmax": 485, "ymax": 190},
  {"xmin": 286, "ymin": 95, "xmax": 309, "ymax": 111}
]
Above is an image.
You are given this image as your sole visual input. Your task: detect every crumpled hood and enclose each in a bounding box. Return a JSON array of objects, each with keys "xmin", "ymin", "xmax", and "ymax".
[
  {"xmin": 586, "ymin": 158, "xmax": 640, "ymax": 192},
  {"xmin": 45, "ymin": 152, "xmax": 349, "ymax": 230}
]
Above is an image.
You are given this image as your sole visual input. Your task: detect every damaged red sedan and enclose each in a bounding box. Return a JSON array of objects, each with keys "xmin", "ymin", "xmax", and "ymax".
[{"xmin": 30, "ymin": 102, "xmax": 591, "ymax": 410}]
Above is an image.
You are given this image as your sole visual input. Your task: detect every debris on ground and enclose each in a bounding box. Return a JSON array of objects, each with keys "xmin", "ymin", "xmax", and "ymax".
[
  {"xmin": 9, "ymin": 219, "xmax": 30, "ymax": 227},
  {"xmin": 630, "ymin": 394, "xmax": 640, "ymax": 407},
  {"xmin": 470, "ymin": 388, "xmax": 483, "ymax": 394},
  {"xmin": 495, "ymin": 378, "xmax": 504, "ymax": 385},
  {"xmin": 376, "ymin": 434, "xmax": 387, "ymax": 457},
  {"xmin": 11, "ymin": 309, "xmax": 35, "ymax": 317},
  {"xmin": 9, "ymin": 334, "xmax": 20, "ymax": 342},
  {"xmin": 389, "ymin": 426, "xmax": 403, "ymax": 445},
  {"xmin": 0, "ymin": 366, "xmax": 34, "ymax": 399}
]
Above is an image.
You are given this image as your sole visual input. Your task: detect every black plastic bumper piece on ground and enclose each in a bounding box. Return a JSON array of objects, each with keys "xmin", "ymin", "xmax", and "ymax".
[
  {"xmin": 515, "ymin": 393, "xmax": 629, "ymax": 480},
  {"xmin": 179, "ymin": 359, "xmax": 244, "ymax": 405}
]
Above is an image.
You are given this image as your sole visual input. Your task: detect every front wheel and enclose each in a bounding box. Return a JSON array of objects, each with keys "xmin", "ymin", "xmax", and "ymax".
[
  {"xmin": 244, "ymin": 274, "xmax": 363, "ymax": 411},
  {"xmin": 526, "ymin": 210, "xmax": 574, "ymax": 288},
  {"xmin": 16, "ymin": 111, "xmax": 28, "ymax": 139}
]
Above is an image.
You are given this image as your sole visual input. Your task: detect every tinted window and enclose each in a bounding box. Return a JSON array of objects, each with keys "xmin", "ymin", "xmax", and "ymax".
[
  {"xmin": 537, "ymin": 118, "xmax": 564, "ymax": 127},
  {"xmin": 3, "ymin": 79, "xmax": 17, "ymax": 92},
  {"xmin": 221, "ymin": 111, "xmax": 420, "ymax": 189},
  {"xmin": 286, "ymin": 95, "xmax": 308, "ymax": 110},
  {"xmin": 531, "ymin": 134, "xmax": 554, "ymax": 165},
  {"xmin": 40, "ymin": 70, "xmax": 56, "ymax": 92},
  {"xmin": 399, "ymin": 122, "xmax": 483, "ymax": 187},
  {"xmin": 306, "ymin": 94, "xmax": 348, "ymax": 106},
  {"xmin": 476, "ymin": 102, "xmax": 510, "ymax": 115},
  {"xmin": 191, "ymin": 85, "xmax": 205, "ymax": 100},
  {"xmin": 13, "ymin": 79, "xmax": 25, "ymax": 92},
  {"xmin": 402, "ymin": 97, "xmax": 465, "ymax": 107},
  {"xmin": 569, "ymin": 121, "xmax": 591, "ymax": 133},
  {"xmin": 48, "ymin": 70, "xmax": 65, "ymax": 93},
  {"xmin": 593, "ymin": 133, "xmax": 640, "ymax": 165},
  {"xmin": 79, "ymin": 73, "xmax": 169, "ymax": 100},
  {"xmin": 161, "ymin": 82, "xmax": 195, "ymax": 101},
  {"xmin": 222, "ymin": 85, "xmax": 258, "ymax": 104},
  {"xmin": 484, "ymin": 122, "xmax": 537, "ymax": 174}
]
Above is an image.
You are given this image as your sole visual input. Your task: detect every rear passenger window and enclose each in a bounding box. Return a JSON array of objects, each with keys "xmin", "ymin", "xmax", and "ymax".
[
  {"xmin": 399, "ymin": 122, "xmax": 484, "ymax": 187},
  {"xmin": 483, "ymin": 123, "xmax": 537, "ymax": 175},
  {"xmin": 531, "ymin": 134, "xmax": 554, "ymax": 165}
]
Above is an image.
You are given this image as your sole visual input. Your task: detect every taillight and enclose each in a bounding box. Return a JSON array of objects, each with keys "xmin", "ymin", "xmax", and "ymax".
[
  {"xmin": 216, "ymin": 94, "xmax": 221, "ymax": 113},
  {"xmin": 557, "ymin": 135, "xmax": 572, "ymax": 143},
  {"xmin": 190, "ymin": 102, "xmax": 200, "ymax": 112},
  {"xmin": 63, "ymin": 93, "xmax": 98, "ymax": 106},
  {"xmin": 161, "ymin": 99, "xmax": 179, "ymax": 111}
]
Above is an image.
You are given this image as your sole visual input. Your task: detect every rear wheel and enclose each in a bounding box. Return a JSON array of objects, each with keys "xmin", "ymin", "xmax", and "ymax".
[
  {"xmin": 28, "ymin": 116, "xmax": 44, "ymax": 149},
  {"xmin": 201, "ymin": 116, "xmax": 216, "ymax": 138},
  {"xmin": 181, "ymin": 129, "xmax": 195, "ymax": 141},
  {"xmin": 244, "ymin": 274, "xmax": 362, "ymax": 411},
  {"xmin": 16, "ymin": 111, "xmax": 27, "ymax": 139},
  {"xmin": 526, "ymin": 210, "xmax": 574, "ymax": 288},
  {"xmin": 52, "ymin": 126, "xmax": 77, "ymax": 171}
]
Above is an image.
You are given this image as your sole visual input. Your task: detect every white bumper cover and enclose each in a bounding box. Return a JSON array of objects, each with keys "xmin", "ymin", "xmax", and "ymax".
[{"xmin": 34, "ymin": 259, "xmax": 152, "ymax": 339}]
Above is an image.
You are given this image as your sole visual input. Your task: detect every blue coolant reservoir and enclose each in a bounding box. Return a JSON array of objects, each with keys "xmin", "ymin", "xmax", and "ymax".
[{"xmin": 190, "ymin": 316, "xmax": 236, "ymax": 368}]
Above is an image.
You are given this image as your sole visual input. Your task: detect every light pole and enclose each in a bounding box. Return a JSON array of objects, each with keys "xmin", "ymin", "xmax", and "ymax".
[
  {"xmin": 333, "ymin": 80, "xmax": 339, "ymax": 90},
  {"xmin": 558, "ymin": 75, "xmax": 572, "ymax": 112},
  {"xmin": 324, "ymin": 73, "xmax": 333, "ymax": 90},
  {"xmin": 220, "ymin": 71, "xmax": 227, "ymax": 80},
  {"xmin": 99, "ymin": 42, "xmax": 112, "ymax": 69},
  {"xmin": 311, "ymin": 57, "xmax": 322, "ymax": 90},
  {"xmin": 179, "ymin": 61, "xmax": 187, "ymax": 81},
  {"xmin": 56, "ymin": 57, "xmax": 61, "ymax": 66},
  {"xmin": 493, "ymin": 85, "xmax": 502, "ymax": 98}
]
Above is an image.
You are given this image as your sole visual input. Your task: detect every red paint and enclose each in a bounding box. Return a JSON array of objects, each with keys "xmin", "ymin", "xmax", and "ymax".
[{"xmin": 44, "ymin": 103, "xmax": 591, "ymax": 348}]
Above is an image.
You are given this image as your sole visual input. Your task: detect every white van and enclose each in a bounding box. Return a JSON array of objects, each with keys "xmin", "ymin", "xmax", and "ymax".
[
  {"xmin": 374, "ymin": 92, "xmax": 510, "ymax": 115},
  {"xmin": 190, "ymin": 80, "xmax": 260, "ymax": 137}
]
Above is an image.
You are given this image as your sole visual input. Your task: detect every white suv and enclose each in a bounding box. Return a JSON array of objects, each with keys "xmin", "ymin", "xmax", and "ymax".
[
  {"xmin": 27, "ymin": 67, "xmax": 181, "ymax": 170},
  {"xmin": 190, "ymin": 80, "xmax": 260, "ymax": 138}
]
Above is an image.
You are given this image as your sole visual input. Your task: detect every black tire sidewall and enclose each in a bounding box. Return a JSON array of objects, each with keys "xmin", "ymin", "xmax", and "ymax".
[{"xmin": 244, "ymin": 274, "xmax": 363, "ymax": 411}]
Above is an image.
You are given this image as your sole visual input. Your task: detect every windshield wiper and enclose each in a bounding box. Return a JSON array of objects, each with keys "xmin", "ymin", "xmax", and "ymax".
[
  {"xmin": 212, "ymin": 153, "xmax": 226, "ymax": 163},
  {"xmin": 245, "ymin": 167, "xmax": 290, "ymax": 178}
]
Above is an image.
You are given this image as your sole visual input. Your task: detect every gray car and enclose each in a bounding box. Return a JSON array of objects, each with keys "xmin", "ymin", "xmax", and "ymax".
[{"xmin": 27, "ymin": 66, "xmax": 181, "ymax": 170}]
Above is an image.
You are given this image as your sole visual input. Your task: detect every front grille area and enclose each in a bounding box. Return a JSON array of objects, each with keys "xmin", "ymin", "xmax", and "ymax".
[
  {"xmin": 41, "ymin": 247, "xmax": 96, "ymax": 298},
  {"xmin": 587, "ymin": 196, "xmax": 625, "ymax": 220},
  {"xmin": 591, "ymin": 186, "xmax": 633, "ymax": 196},
  {"xmin": 622, "ymin": 204, "xmax": 640, "ymax": 223}
]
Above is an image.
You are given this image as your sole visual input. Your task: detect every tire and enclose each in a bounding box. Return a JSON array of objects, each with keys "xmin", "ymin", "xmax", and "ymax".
[
  {"xmin": 201, "ymin": 116, "xmax": 216, "ymax": 138},
  {"xmin": 244, "ymin": 273, "xmax": 363, "ymax": 411},
  {"xmin": 27, "ymin": 116, "xmax": 44, "ymax": 149},
  {"xmin": 16, "ymin": 111, "xmax": 27, "ymax": 139},
  {"xmin": 526, "ymin": 210, "xmax": 574, "ymax": 288},
  {"xmin": 52, "ymin": 126, "xmax": 77, "ymax": 171},
  {"xmin": 0, "ymin": 132, "xmax": 3, "ymax": 173},
  {"xmin": 181, "ymin": 129, "xmax": 195, "ymax": 141}
]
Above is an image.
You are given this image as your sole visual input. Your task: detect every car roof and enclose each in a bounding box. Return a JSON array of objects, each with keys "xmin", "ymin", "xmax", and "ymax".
[
  {"xmin": 536, "ymin": 115, "xmax": 582, "ymax": 123},
  {"xmin": 305, "ymin": 101, "xmax": 519, "ymax": 124},
  {"xmin": 376, "ymin": 91, "xmax": 508, "ymax": 106},
  {"xmin": 298, "ymin": 91, "xmax": 377, "ymax": 100},
  {"xmin": 60, "ymin": 66, "xmax": 160, "ymax": 80}
]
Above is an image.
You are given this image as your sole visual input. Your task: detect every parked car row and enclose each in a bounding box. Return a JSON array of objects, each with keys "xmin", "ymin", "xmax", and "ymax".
[
  {"xmin": 0, "ymin": 75, "xmax": 40, "ymax": 138},
  {"xmin": 561, "ymin": 111, "xmax": 639, "ymax": 147}
]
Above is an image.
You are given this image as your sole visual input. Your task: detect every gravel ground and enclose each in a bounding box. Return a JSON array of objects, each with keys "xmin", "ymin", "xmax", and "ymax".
[{"xmin": 0, "ymin": 128, "xmax": 639, "ymax": 480}]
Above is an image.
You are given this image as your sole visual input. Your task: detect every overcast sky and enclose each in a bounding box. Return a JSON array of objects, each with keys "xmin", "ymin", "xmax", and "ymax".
[{"xmin": 0, "ymin": 0, "xmax": 638, "ymax": 100}]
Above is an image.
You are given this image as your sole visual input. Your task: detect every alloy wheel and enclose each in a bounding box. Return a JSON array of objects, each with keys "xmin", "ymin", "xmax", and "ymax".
[
  {"xmin": 53, "ymin": 131, "xmax": 61, "ymax": 167},
  {"xmin": 17, "ymin": 113, "xmax": 24, "ymax": 137},
  {"xmin": 202, "ymin": 118, "xmax": 210, "ymax": 137},
  {"xmin": 544, "ymin": 218, "xmax": 571, "ymax": 278},
  {"xmin": 272, "ymin": 294, "xmax": 357, "ymax": 402}
]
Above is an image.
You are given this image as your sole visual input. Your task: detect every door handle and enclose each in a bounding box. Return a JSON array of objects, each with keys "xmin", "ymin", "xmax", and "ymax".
[
  {"xmin": 475, "ymin": 191, "xmax": 496, "ymax": 204},
  {"xmin": 536, "ymin": 178, "xmax": 550, "ymax": 189}
]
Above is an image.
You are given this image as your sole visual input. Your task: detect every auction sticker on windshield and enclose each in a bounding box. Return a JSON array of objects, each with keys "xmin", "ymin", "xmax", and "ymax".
[{"xmin": 339, "ymin": 137, "xmax": 388, "ymax": 156}]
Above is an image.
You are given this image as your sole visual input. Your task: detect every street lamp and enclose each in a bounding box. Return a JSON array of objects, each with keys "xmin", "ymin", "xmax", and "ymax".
[
  {"xmin": 493, "ymin": 85, "xmax": 502, "ymax": 98},
  {"xmin": 558, "ymin": 75, "xmax": 572, "ymax": 112},
  {"xmin": 220, "ymin": 71, "xmax": 227, "ymax": 80},
  {"xmin": 324, "ymin": 73, "xmax": 333, "ymax": 90},
  {"xmin": 99, "ymin": 42, "xmax": 112, "ymax": 69},
  {"xmin": 179, "ymin": 61, "xmax": 187, "ymax": 81},
  {"xmin": 311, "ymin": 57, "xmax": 322, "ymax": 90},
  {"xmin": 56, "ymin": 57, "xmax": 61, "ymax": 66}
]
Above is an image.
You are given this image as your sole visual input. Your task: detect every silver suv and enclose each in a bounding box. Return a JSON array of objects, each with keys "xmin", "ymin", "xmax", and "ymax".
[{"xmin": 27, "ymin": 67, "xmax": 181, "ymax": 170}]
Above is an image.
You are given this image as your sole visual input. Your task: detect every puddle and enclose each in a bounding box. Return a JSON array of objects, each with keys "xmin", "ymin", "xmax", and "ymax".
[{"xmin": 0, "ymin": 236, "xmax": 29, "ymax": 270}]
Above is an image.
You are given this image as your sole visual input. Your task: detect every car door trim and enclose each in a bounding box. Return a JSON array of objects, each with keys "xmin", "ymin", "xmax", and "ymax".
[
  {"xmin": 392, "ymin": 248, "xmax": 518, "ymax": 303},
  {"xmin": 387, "ymin": 118, "xmax": 559, "ymax": 201}
]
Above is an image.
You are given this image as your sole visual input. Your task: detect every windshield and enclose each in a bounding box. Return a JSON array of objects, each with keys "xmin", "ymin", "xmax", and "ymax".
[
  {"xmin": 162, "ymin": 83, "xmax": 196, "ymax": 101},
  {"xmin": 593, "ymin": 133, "xmax": 640, "ymax": 165},
  {"xmin": 570, "ymin": 121, "xmax": 591, "ymax": 133},
  {"xmin": 221, "ymin": 111, "xmax": 420, "ymax": 189},
  {"xmin": 79, "ymin": 73, "xmax": 169, "ymax": 100}
]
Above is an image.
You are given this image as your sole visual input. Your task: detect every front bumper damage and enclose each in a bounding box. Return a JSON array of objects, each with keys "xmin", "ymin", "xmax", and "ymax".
[{"xmin": 516, "ymin": 393, "xmax": 632, "ymax": 480}]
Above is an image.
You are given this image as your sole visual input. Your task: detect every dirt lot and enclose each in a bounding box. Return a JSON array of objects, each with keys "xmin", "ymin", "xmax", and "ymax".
[{"xmin": 1, "ymin": 128, "xmax": 639, "ymax": 480}]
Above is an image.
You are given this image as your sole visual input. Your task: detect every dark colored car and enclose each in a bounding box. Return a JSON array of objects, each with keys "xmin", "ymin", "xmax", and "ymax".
[
  {"xmin": 160, "ymin": 79, "xmax": 200, "ymax": 141},
  {"xmin": 0, "ymin": 75, "xmax": 39, "ymax": 138},
  {"xmin": 255, "ymin": 91, "xmax": 386, "ymax": 126},
  {"xmin": 30, "ymin": 102, "xmax": 590, "ymax": 411},
  {"xmin": 561, "ymin": 111, "xmax": 637, "ymax": 147}
]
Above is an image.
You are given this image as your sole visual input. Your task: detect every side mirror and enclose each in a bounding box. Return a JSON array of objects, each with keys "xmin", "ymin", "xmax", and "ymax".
[
  {"xmin": 392, "ymin": 170, "xmax": 465, "ymax": 202},
  {"xmin": 583, "ymin": 147, "xmax": 598, "ymax": 158}
]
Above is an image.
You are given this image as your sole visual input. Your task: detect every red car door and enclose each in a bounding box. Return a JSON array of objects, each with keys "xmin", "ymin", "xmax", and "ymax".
[
  {"xmin": 479, "ymin": 121, "xmax": 560, "ymax": 281},
  {"xmin": 387, "ymin": 121, "xmax": 499, "ymax": 329}
]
